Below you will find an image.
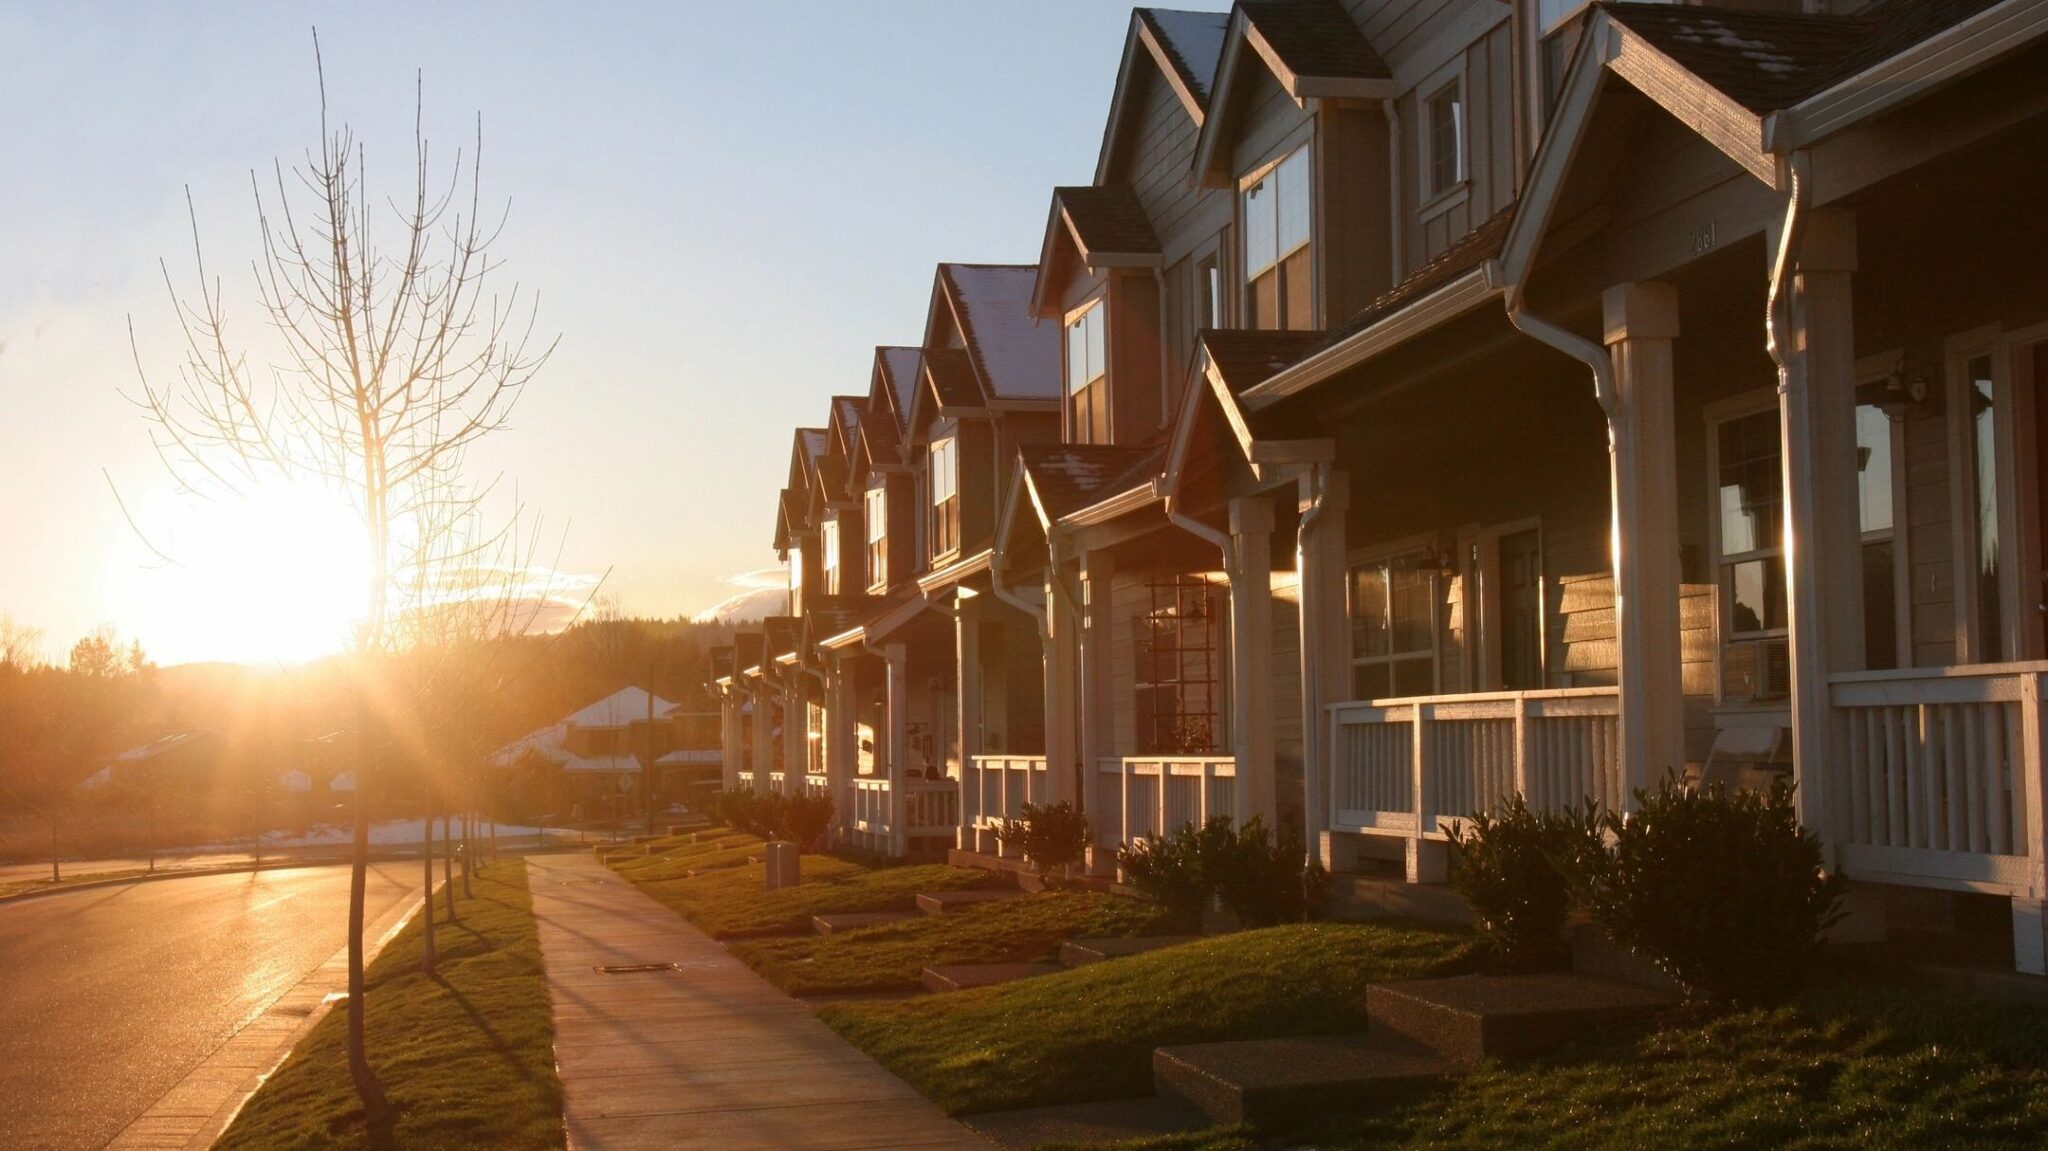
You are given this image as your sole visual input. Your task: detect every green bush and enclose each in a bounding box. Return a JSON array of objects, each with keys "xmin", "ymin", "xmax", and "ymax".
[
  {"xmin": 1445, "ymin": 795, "xmax": 1603, "ymax": 970},
  {"xmin": 1117, "ymin": 816, "xmax": 1327, "ymax": 927},
  {"xmin": 710, "ymin": 788, "xmax": 759, "ymax": 835},
  {"xmin": 778, "ymin": 793, "xmax": 834, "ymax": 852},
  {"xmin": 994, "ymin": 801, "xmax": 1092, "ymax": 882},
  {"xmin": 1584, "ymin": 776, "xmax": 1844, "ymax": 1004}
]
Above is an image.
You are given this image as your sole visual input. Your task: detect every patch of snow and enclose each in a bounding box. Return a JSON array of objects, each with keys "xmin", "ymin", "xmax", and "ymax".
[
  {"xmin": 944, "ymin": 265, "xmax": 1061, "ymax": 400},
  {"xmin": 1143, "ymin": 9, "xmax": 1231, "ymax": 101},
  {"xmin": 880, "ymin": 347, "xmax": 924, "ymax": 418}
]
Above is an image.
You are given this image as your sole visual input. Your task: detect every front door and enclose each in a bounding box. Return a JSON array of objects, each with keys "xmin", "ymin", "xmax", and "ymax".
[{"xmin": 1499, "ymin": 529, "xmax": 1545, "ymax": 690}]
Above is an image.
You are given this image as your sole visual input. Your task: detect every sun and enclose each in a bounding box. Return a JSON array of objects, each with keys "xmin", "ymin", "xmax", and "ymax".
[{"xmin": 110, "ymin": 480, "xmax": 373, "ymax": 666}]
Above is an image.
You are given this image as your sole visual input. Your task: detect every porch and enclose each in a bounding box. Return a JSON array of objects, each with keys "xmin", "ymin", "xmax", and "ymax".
[
  {"xmin": 849, "ymin": 775, "xmax": 962, "ymax": 859},
  {"xmin": 1092, "ymin": 755, "xmax": 1239, "ymax": 848}
]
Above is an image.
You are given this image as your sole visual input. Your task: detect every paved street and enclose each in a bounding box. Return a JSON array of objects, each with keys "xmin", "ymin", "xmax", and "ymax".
[{"xmin": 0, "ymin": 862, "xmax": 418, "ymax": 1151}]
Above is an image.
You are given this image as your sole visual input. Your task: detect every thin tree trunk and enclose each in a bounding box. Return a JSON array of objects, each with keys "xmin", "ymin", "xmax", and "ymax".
[
  {"xmin": 347, "ymin": 691, "xmax": 389, "ymax": 1122},
  {"xmin": 461, "ymin": 809, "xmax": 475, "ymax": 895},
  {"xmin": 442, "ymin": 811, "xmax": 457, "ymax": 922},
  {"xmin": 421, "ymin": 794, "xmax": 437, "ymax": 975}
]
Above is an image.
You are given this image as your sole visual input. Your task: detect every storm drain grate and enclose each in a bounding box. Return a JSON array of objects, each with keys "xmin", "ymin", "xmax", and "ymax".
[{"xmin": 593, "ymin": 962, "xmax": 683, "ymax": 975}]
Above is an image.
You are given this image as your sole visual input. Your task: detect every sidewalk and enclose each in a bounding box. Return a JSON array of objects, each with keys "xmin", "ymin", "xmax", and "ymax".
[{"xmin": 527, "ymin": 852, "xmax": 990, "ymax": 1151}]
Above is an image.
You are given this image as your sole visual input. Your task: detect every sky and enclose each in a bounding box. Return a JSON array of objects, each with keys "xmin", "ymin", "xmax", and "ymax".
[{"xmin": 0, "ymin": 0, "xmax": 1231, "ymax": 667}]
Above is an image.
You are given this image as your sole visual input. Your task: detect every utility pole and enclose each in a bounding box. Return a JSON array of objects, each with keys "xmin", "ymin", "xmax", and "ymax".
[{"xmin": 645, "ymin": 659, "xmax": 657, "ymax": 838}]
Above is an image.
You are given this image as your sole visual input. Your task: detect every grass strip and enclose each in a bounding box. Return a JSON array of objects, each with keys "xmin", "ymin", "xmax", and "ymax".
[
  {"xmin": 615, "ymin": 852, "xmax": 994, "ymax": 938},
  {"xmin": 1030, "ymin": 986, "xmax": 2048, "ymax": 1151},
  {"xmin": 730, "ymin": 889, "xmax": 1182, "ymax": 995},
  {"xmin": 607, "ymin": 834, "xmax": 768, "ymax": 883},
  {"xmin": 214, "ymin": 857, "xmax": 563, "ymax": 1151},
  {"xmin": 821, "ymin": 921, "xmax": 1477, "ymax": 1114}
]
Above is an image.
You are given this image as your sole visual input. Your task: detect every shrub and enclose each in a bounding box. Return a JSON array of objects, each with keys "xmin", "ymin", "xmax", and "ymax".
[
  {"xmin": 1445, "ymin": 795, "xmax": 1603, "ymax": 970},
  {"xmin": 710, "ymin": 788, "xmax": 759, "ymax": 835},
  {"xmin": 778, "ymin": 793, "xmax": 835, "ymax": 852},
  {"xmin": 1117, "ymin": 816, "xmax": 1327, "ymax": 928},
  {"xmin": 994, "ymin": 801, "xmax": 1092, "ymax": 882},
  {"xmin": 753, "ymin": 791, "xmax": 789, "ymax": 841},
  {"xmin": 1584, "ymin": 776, "xmax": 1844, "ymax": 1004}
]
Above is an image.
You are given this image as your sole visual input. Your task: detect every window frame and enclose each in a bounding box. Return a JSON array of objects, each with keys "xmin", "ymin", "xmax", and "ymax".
[
  {"xmin": 1132, "ymin": 575, "xmax": 1224, "ymax": 755},
  {"xmin": 1346, "ymin": 533, "xmax": 1445, "ymax": 702},
  {"xmin": 1705, "ymin": 389, "xmax": 1791, "ymax": 704},
  {"xmin": 1237, "ymin": 144, "xmax": 1313, "ymax": 331},
  {"xmin": 819, "ymin": 516, "xmax": 841, "ymax": 597},
  {"xmin": 929, "ymin": 435, "xmax": 961, "ymax": 562},
  {"xmin": 1064, "ymin": 296, "xmax": 1110, "ymax": 444},
  {"xmin": 1945, "ymin": 324, "xmax": 2034, "ymax": 664},
  {"xmin": 864, "ymin": 483, "xmax": 889, "ymax": 593},
  {"xmin": 1856, "ymin": 349, "xmax": 1914, "ymax": 670},
  {"xmin": 1418, "ymin": 62, "xmax": 1469, "ymax": 212}
]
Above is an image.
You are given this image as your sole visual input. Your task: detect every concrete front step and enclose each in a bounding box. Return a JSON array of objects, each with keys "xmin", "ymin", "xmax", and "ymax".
[
  {"xmin": 812, "ymin": 911, "xmax": 919, "ymax": 935},
  {"xmin": 1367, "ymin": 972, "xmax": 1676, "ymax": 1067},
  {"xmin": 1060, "ymin": 935, "xmax": 1201, "ymax": 966},
  {"xmin": 916, "ymin": 889, "xmax": 1023, "ymax": 915},
  {"xmin": 920, "ymin": 962, "xmax": 1061, "ymax": 993},
  {"xmin": 1153, "ymin": 1033, "xmax": 1451, "ymax": 1126}
]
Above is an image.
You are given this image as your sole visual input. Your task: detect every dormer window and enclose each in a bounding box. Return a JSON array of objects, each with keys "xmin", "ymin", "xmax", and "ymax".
[
  {"xmin": 1241, "ymin": 147, "xmax": 1311, "ymax": 331},
  {"xmin": 1423, "ymin": 79, "xmax": 1466, "ymax": 201},
  {"xmin": 864, "ymin": 485, "xmax": 888, "ymax": 592},
  {"xmin": 929, "ymin": 436, "xmax": 960, "ymax": 560},
  {"xmin": 1066, "ymin": 300, "xmax": 1108, "ymax": 445}
]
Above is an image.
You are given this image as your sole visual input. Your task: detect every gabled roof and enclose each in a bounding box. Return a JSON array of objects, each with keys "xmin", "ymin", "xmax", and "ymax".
[
  {"xmin": 1161, "ymin": 328, "xmax": 1333, "ymax": 499},
  {"xmin": 733, "ymin": 631, "xmax": 765, "ymax": 673},
  {"xmin": 566, "ymin": 686, "xmax": 679, "ymax": 729},
  {"xmin": 1016, "ymin": 443, "xmax": 1163, "ymax": 527},
  {"xmin": 921, "ymin": 347, "xmax": 987, "ymax": 414},
  {"xmin": 774, "ymin": 487, "xmax": 804, "ymax": 553},
  {"xmin": 932, "ymin": 264, "xmax": 1061, "ymax": 402},
  {"xmin": 1032, "ymin": 184, "xmax": 1164, "ymax": 318},
  {"xmin": 875, "ymin": 346, "xmax": 925, "ymax": 431},
  {"xmin": 710, "ymin": 645, "xmax": 735, "ymax": 682},
  {"xmin": 1191, "ymin": 0, "xmax": 1395, "ymax": 186},
  {"xmin": 762, "ymin": 616, "xmax": 797, "ymax": 663},
  {"xmin": 1200, "ymin": 329, "xmax": 1328, "ymax": 396},
  {"xmin": 1095, "ymin": 8, "xmax": 1232, "ymax": 185}
]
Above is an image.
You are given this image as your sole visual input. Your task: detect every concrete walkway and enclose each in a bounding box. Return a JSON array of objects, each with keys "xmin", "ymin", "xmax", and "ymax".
[{"xmin": 528, "ymin": 852, "xmax": 990, "ymax": 1151}]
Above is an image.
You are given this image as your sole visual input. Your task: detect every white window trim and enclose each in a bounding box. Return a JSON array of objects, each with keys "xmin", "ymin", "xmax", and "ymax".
[
  {"xmin": 864, "ymin": 483, "xmax": 889, "ymax": 593},
  {"xmin": 1857, "ymin": 349, "xmax": 1914, "ymax": 668},
  {"xmin": 1417, "ymin": 60, "xmax": 1470, "ymax": 216},
  {"xmin": 1472, "ymin": 518, "xmax": 1546, "ymax": 692},
  {"xmin": 1236, "ymin": 141, "xmax": 1314, "ymax": 328},
  {"xmin": 820, "ymin": 517, "xmax": 841, "ymax": 597},
  {"xmin": 1945, "ymin": 323, "xmax": 2037, "ymax": 664},
  {"xmin": 1064, "ymin": 295, "xmax": 1107, "ymax": 394},
  {"xmin": 930, "ymin": 434, "xmax": 961, "ymax": 562},
  {"xmin": 1704, "ymin": 388, "xmax": 1787, "ymax": 704},
  {"xmin": 1345, "ymin": 531, "xmax": 1445, "ymax": 702}
]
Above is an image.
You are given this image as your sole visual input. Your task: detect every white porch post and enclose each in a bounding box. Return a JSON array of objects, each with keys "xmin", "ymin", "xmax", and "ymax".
[
  {"xmin": 1080, "ymin": 549, "xmax": 1116, "ymax": 819},
  {"xmin": 1302, "ymin": 471, "xmax": 1351, "ymax": 868},
  {"xmin": 1780, "ymin": 210, "xmax": 1861, "ymax": 845},
  {"xmin": 720, "ymin": 687, "xmax": 742, "ymax": 792},
  {"xmin": 1229, "ymin": 497, "xmax": 1277, "ymax": 827},
  {"xmin": 826, "ymin": 655, "xmax": 856, "ymax": 841},
  {"xmin": 1045, "ymin": 567, "xmax": 1082, "ymax": 809},
  {"xmin": 782, "ymin": 675, "xmax": 804, "ymax": 797},
  {"xmin": 955, "ymin": 593, "xmax": 981, "ymax": 851},
  {"xmin": 1603, "ymin": 282, "xmax": 1686, "ymax": 799},
  {"xmin": 749, "ymin": 675, "xmax": 773, "ymax": 787},
  {"xmin": 884, "ymin": 642, "xmax": 909, "ymax": 857}
]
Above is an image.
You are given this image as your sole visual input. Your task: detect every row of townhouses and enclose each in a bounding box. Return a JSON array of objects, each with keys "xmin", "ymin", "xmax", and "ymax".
[{"xmin": 710, "ymin": 0, "xmax": 2048, "ymax": 974}]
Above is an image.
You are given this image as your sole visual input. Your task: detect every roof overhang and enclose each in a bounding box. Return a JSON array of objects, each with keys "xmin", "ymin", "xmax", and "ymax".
[
  {"xmin": 1191, "ymin": 8, "xmax": 1398, "ymax": 188},
  {"xmin": 1162, "ymin": 345, "xmax": 1333, "ymax": 499},
  {"xmin": 917, "ymin": 547, "xmax": 993, "ymax": 594},
  {"xmin": 1242, "ymin": 264, "xmax": 1502, "ymax": 409},
  {"xmin": 1094, "ymin": 10, "xmax": 1210, "ymax": 185}
]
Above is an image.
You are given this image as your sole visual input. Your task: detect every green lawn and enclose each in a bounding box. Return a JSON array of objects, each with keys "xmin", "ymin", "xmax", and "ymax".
[
  {"xmin": 606, "ymin": 833, "xmax": 768, "ymax": 883},
  {"xmin": 729, "ymin": 889, "xmax": 1183, "ymax": 995},
  {"xmin": 611, "ymin": 850, "xmax": 996, "ymax": 938},
  {"xmin": 1032, "ymin": 986, "xmax": 2048, "ymax": 1151},
  {"xmin": 820, "ymin": 921, "xmax": 1478, "ymax": 1114},
  {"xmin": 214, "ymin": 858, "xmax": 562, "ymax": 1151}
]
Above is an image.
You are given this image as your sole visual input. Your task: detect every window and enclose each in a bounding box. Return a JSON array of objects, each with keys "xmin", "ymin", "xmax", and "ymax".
[
  {"xmin": 1066, "ymin": 301, "xmax": 1109, "ymax": 444},
  {"xmin": 806, "ymin": 700, "xmax": 826, "ymax": 776},
  {"xmin": 1956, "ymin": 351, "xmax": 2006, "ymax": 661},
  {"xmin": 1710, "ymin": 401, "xmax": 1789, "ymax": 701},
  {"xmin": 864, "ymin": 485, "xmax": 888, "ymax": 591},
  {"xmin": 1134, "ymin": 576, "xmax": 1221, "ymax": 754},
  {"xmin": 819, "ymin": 518, "xmax": 840, "ymax": 596},
  {"xmin": 1350, "ymin": 555, "xmax": 1439, "ymax": 699},
  {"xmin": 1423, "ymin": 80, "xmax": 1466, "ymax": 200},
  {"xmin": 1242, "ymin": 147, "xmax": 1311, "ymax": 331},
  {"xmin": 1854, "ymin": 382, "xmax": 1902, "ymax": 670},
  {"xmin": 788, "ymin": 544, "xmax": 804, "ymax": 606},
  {"xmin": 929, "ymin": 437, "xmax": 960, "ymax": 559},
  {"xmin": 1197, "ymin": 256, "xmax": 1222, "ymax": 330}
]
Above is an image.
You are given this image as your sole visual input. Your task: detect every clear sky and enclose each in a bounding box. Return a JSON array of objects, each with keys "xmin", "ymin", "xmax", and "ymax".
[{"xmin": 0, "ymin": 0, "xmax": 1230, "ymax": 667}]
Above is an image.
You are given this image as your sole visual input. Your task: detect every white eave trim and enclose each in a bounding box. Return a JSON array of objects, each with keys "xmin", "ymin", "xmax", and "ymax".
[
  {"xmin": 1243, "ymin": 24, "xmax": 1398, "ymax": 106},
  {"xmin": 1242, "ymin": 264, "xmax": 1502, "ymax": 409},
  {"xmin": 1059, "ymin": 481, "xmax": 1159, "ymax": 530},
  {"xmin": 1766, "ymin": 0, "xmax": 2048, "ymax": 151},
  {"xmin": 818, "ymin": 626, "xmax": 867, "ymax": 652},
  {"xmin": 916, "ymin": 547, "xmax": 993, "ymax": 594}
]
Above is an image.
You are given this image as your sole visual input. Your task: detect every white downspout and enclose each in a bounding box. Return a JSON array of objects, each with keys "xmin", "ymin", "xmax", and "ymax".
[
  {"xmin": 1294, "ymin": 462, "xmax": 1333, "ymax": 865},
  {"xmin": 1384, "ymin": 98, "xmax": 1404, "ymax": 286}
]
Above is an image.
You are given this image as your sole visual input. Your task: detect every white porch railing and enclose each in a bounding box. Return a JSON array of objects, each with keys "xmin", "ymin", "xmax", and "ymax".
[
  {"xmin": 804, "ymin": 773, "xmax": 830, "ymax": 799},
  {"xmin": 736, "ymin": 770, "xmax": 755, "ymax": 789},
  {"xmin": 850, "ymin": 775, "xmax": 962, "ymax": 840},
  {"xmin": 1828, "ymin": 663, "xmax": 2045, "ymax": 895},
  {"xmin": 965, "ymin": 755, "xmax": 1051, "ymax": 830},
  {"xmin": 851, "ymin": 776, "xmax": 889, "ymax": 835},
  {"xmin": 1329, "ymin": 687, "xmax": 1623, "ymax": 839},
  {"xmin": 1094, "ymin": 756, "xmax": 1237, "ymax": 845}
]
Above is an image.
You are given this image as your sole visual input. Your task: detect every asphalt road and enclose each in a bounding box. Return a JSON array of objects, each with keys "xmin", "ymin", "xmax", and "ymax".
[{"xmin": 0, "ymin": 862, "xmax": 419, "ymax": 1151}]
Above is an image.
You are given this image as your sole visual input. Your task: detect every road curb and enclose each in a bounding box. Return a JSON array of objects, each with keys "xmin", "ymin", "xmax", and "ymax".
[{"xmin": 0, "ymin": 845, "xmax": 579, "ymax": 906}]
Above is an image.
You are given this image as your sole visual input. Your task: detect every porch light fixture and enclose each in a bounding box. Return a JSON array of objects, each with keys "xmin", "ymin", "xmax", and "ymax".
[
  {"xmin": 1422, "ymin": 542, "xmax": 1460, "ymax": 583},
  {"xmin": 1876, "ymin": 369, "xmax": 1927, "ymax": 423}
]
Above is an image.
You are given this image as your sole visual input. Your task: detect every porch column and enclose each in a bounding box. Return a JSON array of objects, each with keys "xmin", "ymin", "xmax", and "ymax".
[
  {"xmin": 783, "ymin": 674, "xmax": 804, "ymax": 796},
  {"xmin": 1045, "ymin": 564, "xmax": 1082, "ymax": 809},
  {"xmin": 1604, "ymin": 281, "xmax": 1686, "ymax": 797},
  {"xmin": 1079, "ymin": 549, "xmax": 1116, "ymax": 812},
  {"xmin": 1779, "ymin": 210, "xmax": 1861, "ymax": 845},
  {"xmin": 955, "ymin": 592, "xmax": 981, "ymax": 851},
  {"xmin": 884, "ymin": 642, "xmax": 909, "ymax": 857},
  {"xmin": 826, "ymin": 655, "xmax": 856, "ymax": 839},
  {"xmin": 1229, "ymin": 496, "xmax": 1277, "ymax": 827},
  {"xmin": 749, "ymin": 676, "xmax": 773, "ymax": 787},
  {"xmin": 720, "ymin": 688, "xmax": 742, "ymax": 792},
  {"xmin": 1301, "ymin": 470, "xmax": 1351, "ymax": 868}
]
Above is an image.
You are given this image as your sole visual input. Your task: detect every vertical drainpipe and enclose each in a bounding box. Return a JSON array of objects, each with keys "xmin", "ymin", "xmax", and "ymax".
[
  {"xmin": 1294, "ymin": 463, "xmax": 1332, "ymax": 865},
  {"xmin": 1384, "ymin": 99, "xmax": 1404, "ymax": 286}
]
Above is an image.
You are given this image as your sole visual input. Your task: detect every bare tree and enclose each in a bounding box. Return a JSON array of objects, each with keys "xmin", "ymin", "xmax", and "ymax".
[
  {"xmin": 0, "ymin": 615, "xmax": 46, "ymax": 671},
  {"xmin": 130, "ymin": 37, "xmax": 552, "ymax": 1120}
]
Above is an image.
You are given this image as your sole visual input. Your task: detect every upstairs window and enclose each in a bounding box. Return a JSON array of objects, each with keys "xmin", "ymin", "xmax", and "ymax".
[
  {"xmin": 864, "ymin": 485, "xmax": 888, "ymax": 591},
  {"xmin": 1242, "ymin": 147, "xmax": 1311, "ymax": 331},
  {"xmin": 819, "ymin": 518, "xmax": 840, "ymax": 596},
  {"xmin": 929, "ymin": 436, "xmax": 960, "ymax": 560},
  {"xmin": 1066, "ymin": 300, "xmax": 1108, "ymax": 444},
  {"xmin": 1423, "ymin": 79, "xmax": 1466, "ymax": 201}
]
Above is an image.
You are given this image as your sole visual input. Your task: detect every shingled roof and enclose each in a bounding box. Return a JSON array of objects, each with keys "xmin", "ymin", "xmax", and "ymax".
[
  {"xmin": 1605, "ymin": 0, "xmax": 2004, "ymax": 114},
  {"xmin": 1198, "ymin": 329, "xmax": 1329, "ymax": 396},
  {"xmin": 1137, "ymin": 7, "xmax": 1231, "ymax": 111},
  {"xmin": 940, "ymin": 264, "xmax": 1062, "ymax": 401},
  {"xmin": 1240, "ymin": 0, "xmax": 1391, "ymax": 82},
  {"xmin": 1055, "ymin": 184, "xmax": 1161, "ymax": 258},
  {"xmin": 1018, "ymin": 443, "xmax": 1162, "ymax": 524},
  {"xmin": 922, "ymin": 347, "xmax": 985, "ymax": 411},
  {"xmin": 1323, "ymin": 204, "xmax": 1514, "ymax": 349}
]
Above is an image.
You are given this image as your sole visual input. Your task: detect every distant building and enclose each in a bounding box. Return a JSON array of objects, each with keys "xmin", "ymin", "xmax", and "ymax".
[{"xmin": 489, "ymin": 686, "xmax": 722, "ymax": 816}]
